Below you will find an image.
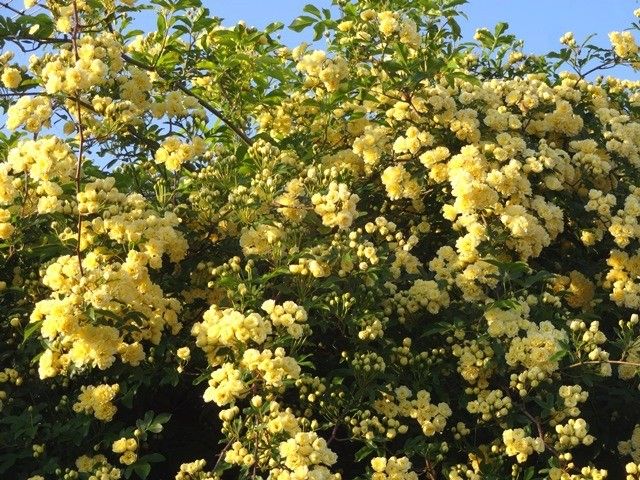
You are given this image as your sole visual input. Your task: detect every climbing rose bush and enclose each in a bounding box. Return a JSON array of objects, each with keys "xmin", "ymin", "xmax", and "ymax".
[{"xmin": 2, "ymin": 0, "xmax": 640, "ymax": 479}]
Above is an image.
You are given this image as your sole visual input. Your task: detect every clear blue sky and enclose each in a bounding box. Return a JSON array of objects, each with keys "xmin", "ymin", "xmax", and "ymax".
[
  {"xmin": 208, "ymin": 0, "xmax": 640, "ymax": 51},
  {"xmin": 206, "ymin": 0, "xmax": 640, "ymax": 78}
]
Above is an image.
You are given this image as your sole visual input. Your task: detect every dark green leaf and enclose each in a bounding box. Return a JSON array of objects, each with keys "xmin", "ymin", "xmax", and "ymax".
[{"xmin": 133, "ymin": 463, "xmax": 151, "ymax": 480}]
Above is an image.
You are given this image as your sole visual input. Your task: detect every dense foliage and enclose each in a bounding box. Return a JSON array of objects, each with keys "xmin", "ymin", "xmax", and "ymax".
[{"xmin": 2, "ymin": 0, "xmax": 640, "ymax": 479}]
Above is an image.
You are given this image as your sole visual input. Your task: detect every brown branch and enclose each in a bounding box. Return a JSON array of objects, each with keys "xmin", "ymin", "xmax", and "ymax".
[
  {"xmin": 0, "ymin": 0, "xmax": 25, "ymax": 16},
  {"xmin": 175, "ymin": 83, "xmax": 253, "ymax": 146},
  {"xmin": 71, "ymin": 0, "xmax": 84, "ymax": 276},
  {"xmin": 0, "ymin": 90, "xmax": 46, "ymax": 96},
  {"xmin": 520, "ymin": 406, "xmax": 559, "ymax": 457},
  {"xmin": 3, "ymin": 30, "xmax": 253, "ymax": 147},
  {"xmin": 66, "ymin": 94, "xmax": 161, "ymax": 153},
  {"xmin": 2, "ymin": 35, "xmax": 69, "ymax": 45},
  {"xmin": 424, "ymin": 459, "xmax": 437, "ymax": 480},
  {"xmin": 326, "ymin": 423, "xmax": 339, "ymax": 446},
  {"xmin": 566, "ymin": 359, "xmax": 640, "ymax": 369},
  {"xmin": 213, "ymin": 439, "xmax": 233, "ymax": 471},
  {"xmin": 121, "ymin": 53, "xmax": 253, "ymax": 146}
]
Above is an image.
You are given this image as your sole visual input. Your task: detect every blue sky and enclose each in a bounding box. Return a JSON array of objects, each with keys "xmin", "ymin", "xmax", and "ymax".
[
  {"xmin": 206, "ymin": 0, "xmax": 640, "ymax": 78},
  {"xmin": 208, "ymin": 0, "xmax": 640, "ymax": 52}
]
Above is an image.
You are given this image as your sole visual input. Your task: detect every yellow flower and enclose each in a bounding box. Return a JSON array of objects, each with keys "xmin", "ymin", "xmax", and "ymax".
[
  {"xmin": 1, "ymin": 67, "xmax": 21, "ymax": 88},
  {"xmin": 371, "ymin": 457, "xmax": 387, "ymax": 472},
  {"xmin": 177, "ymin": 346, "xmax": 191, "ymax": 360},
  {"xmin": 112, "ymin": 438, "xmax": 128, "ymax": 454},
  {"xmin": 609, "ymin": 31, "xmax": 639, "ymax": 59},
  {"xmin": 119, "ymin": 450, "xmax": 137, "ymax": 465},
  {"xmin": 73, "ymin": 384, "xmax": 119, "ymax": 422}
]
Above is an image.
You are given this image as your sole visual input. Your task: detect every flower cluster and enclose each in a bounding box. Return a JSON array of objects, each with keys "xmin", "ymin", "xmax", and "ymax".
[
  {"xmin": 72, "ymin": 384, "xmax": 119, "ymax": 422},
  {"xmin": 6, "ymin": 95, "xmax": 51, "ymax": 132},
  {"xmin": 610, "ymin": 31, "xmax": 639, "ymax": 59},
  {"xmin": 3, "ymin": 1, "xmax": 640, "ymax": 479},
  {"xmin": 311, "ymin": 181, "xmax": 360, "ymax": 230},
  {"xmin": 112, "ymin": 437, "xmax": 138, "ymax": 465},
  {"xmin": 371, "ymin": 456, "xmax": 418, "ymax": 480},
  {"xmin": 503, "ymin": 428, "xmax": 545, "ymax": 463},
  {"xmin": 296, "ymin": 50, "xmax": 349, "ymax": 92},
  {"xmin": 271, "ymin": 432, "xmax": 339, "ymax": 480},
  {"xmin": 620, "ymin": 425, "xmax": 640, "ymax": 463},
  {"xmin": 261, "ymin": 300, "xmax": 308, "ymax": 338},
  {"xmin": 154, "ymin": 136, "xmax": 207, "ymax": 171}
]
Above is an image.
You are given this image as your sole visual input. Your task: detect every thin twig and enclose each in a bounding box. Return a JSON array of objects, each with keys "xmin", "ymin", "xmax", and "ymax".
[
  {"xmin": 121, "ymin": 53, "xmax": 253, "ymax": 146},
  {"xmin": 2, "ymin": 15, "xmax": 253, "ymax": 146},
  {"xmin": 213, "ymin": 439, "xmax": 233, "ymax": 471},
  {"xmin": 2, "ymin": 35, "xmax": 69, "ymax": 45},
  {"xmin": 567, "ymin": 359, "xmax": 640, "ymax": 369},
  {"xmin": 571, "ymin": 59, "xmax": 619, "ymax": 89},
  {"xmin": 68, "ymin": 94, "xmax": 161, "ymax": 151},
  {"xmin": 0, "ymin": 0, "xmax": 25, "ymax": 16},
  {"xmin": 520, "ymin": 406, "xmax": 559, "ymax": 457},
  {"xmin": 326, "ymin": 423, "xmax": 339, "ymax": 446},
  {"xmin": 71, "ymin": 0, "xmax": 84, "ymax": 276}
]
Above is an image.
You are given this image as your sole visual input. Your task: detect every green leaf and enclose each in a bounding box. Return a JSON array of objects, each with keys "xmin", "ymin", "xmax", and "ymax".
[
  {"xmin": 120, "ymin": 384, "xmax": 138, "ymax": 409},
  {"xmin": 448, "ymin": 17, "xmax": 461, "ymax": 39},
  {"xmin": 133, "ymin": 463, "xmax": 151, "ymax": 480},
  {"xmin": 193, "ymin": 370, "xmax": 210, "ymax": 385},
  {"xmin": 265, "ymin": 21, "xmax": 284, "ymax": 34},
  {"xmin": 22, "ymin": 320, "xmax": 42, "ymax": 344},
  {"xmin": 148, "ymin": 412, "xmax": 172, "ymax": 433},
  {"xmin": 523, "ymin": 466, "xmax": 535, "ymax": 480},
  {"xmin": 494, "ymin": 21, "xmax": 509, "ymax": 38},
  {"xmin": 520, "ymin": 270, "xmax": 552, "ymax": 288},
  {"xmin": 154, "ymin": 412, "xmax": 172, "ymax": 425},
  {"xmin": 147, "ymin": 423, "xmax": 163, "ymax": 433},
  {"xmin": 27, "ymin": 242, "xmax": 68, "ymax": 261},
  {"xmin": 157, "ymin": 14, "xmax": 166, "ymax": 35},
  {"xmin": 354, "ymin": 443, "xmax": 376, "ymax": 462},
  {"xmin": 289, "ymin": 15, "xmax": 316, "ymax": 32},
  {"xmin": 0, "ymin": 454, "xmax": 18, "ymax": 475},
  {"xmin": 549, "ymin": 347, "xmax": 568, "ymax": 363},
  {"xmin": 16, "ymin": 13, "xmax": 54, "ymax": 38},
  {"xmin": 312, "ymin": 21, "xmax": 326, "ymax": 41},
  {"xmin": 446, "ymin": 0, "xmax": 468, "ymax": 7},
  {"xmin": 137, "ymin": 410, "xmax": 155, "ymax": 430},
  {"xmin": 139, "ymin": 453, "xmax": 165, "ymax": 463},
  {"xmin": 302, "ymin": 4, "xmax": 322, "ymax": 18}
]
